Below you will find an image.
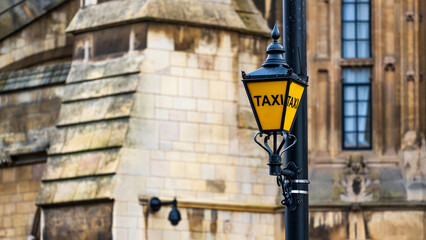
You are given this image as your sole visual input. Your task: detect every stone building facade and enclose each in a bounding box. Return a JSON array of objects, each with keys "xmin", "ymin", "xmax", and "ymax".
[{"xmin": 0, "ymin": 0, "xmax": 424, "ymax": 240}]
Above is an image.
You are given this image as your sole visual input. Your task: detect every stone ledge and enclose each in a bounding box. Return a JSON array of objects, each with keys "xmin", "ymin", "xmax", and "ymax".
[
  {"xmin": 36, "ymin": 175, "xmax": 114, "ymax": 205},
  {"xmin": 66, "ymin": 0, "xmax": 269, "ymax": 36},
  {"xmin": 42, "ymin": 149, "xmax": 120, "ymax": 181},
  {"xmin": 0, "ymin": 127, "xmax": 56, "ymax": 156},
  {"xmin": 67, "ymin": 54, "xmax": 144, "ymax": 83},
  {"xmin": 62, "ymin": 74, "xmax": 139, "ymax": 102},
  {"xmin": 57, "ymin": 94, "xmax": 135, "ymax": 126},
  {"xmin": 139, "ymin": 196, "xmax": 278, "ymax": 213},
  {"xmin": 0, "ymin": 62, "xmax": 70, "ymax": 92},
  {"xmin": 49, "ymin": 119, "xmax": 129, "ymax": 154},
  {"xmin": 309, "ymin": 201, "xmax": 426, "ymax": 211}
]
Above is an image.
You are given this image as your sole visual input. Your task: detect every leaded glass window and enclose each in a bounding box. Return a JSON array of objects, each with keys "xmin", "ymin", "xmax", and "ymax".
[
  {"xmin": 342, "ymin": 0, "xmax": 371, "ymax": 58},
  {"xmin": 342, "ymin": 68, "xmax": 372, "ymax": 149}
]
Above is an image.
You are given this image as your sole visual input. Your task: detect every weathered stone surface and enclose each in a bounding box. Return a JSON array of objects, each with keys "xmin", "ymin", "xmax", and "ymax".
[
  {"xmin": 237, "ymin": 106, "xmax": 257, "ymax": 129},
  {"xmin": 57, "ymin": 94, "xmax": 134, "ymax": 126},
  {"xmin": 125, "ymin": 119, "xmax": 159, "ymax": 150},
  {"xmin": 43, "ymin": 149, "xmax": 120, "ymax": 180},
  {"xmin": 37, "ymin": 176, "xmax": 114, "ymax": 204},
  {"xmin": 42, "ymin": 202, "xmax": 113, "ymax": 240},
  {"xmin": 0, "ymin": 62, "xmax": 70, "ymax": 92},
  {"xmin": 308, "ymin": 165, "xmax": 412, "ymax": 204},
  {"xmin": 67, "ymin": 54, "xmax": 144, "ymax": 83},
  {"xmin": 0, "ymin": 83, "xmax": 63, "ymax": 155},
  {"xmin": 0, "ymin": 163, "xmax": 45, "ymax": 239},
  {"xmin": 379, "ymin": 169, "xmax": 406, "ymax": 200},
  {"xmin": 0, "ymin": 0, "xmax": 78, "ymax": 70},
  {"xmin": 309, "ymin": 169, "xmax": 334, "ymax": 203},
  {"xmin": 310, "ymin": 210, "xmax": 425, "ymax": 240},
  {"xmin": 366, "ymin": 211, "xmax": 425, "ymax": 240},
  {"xmin": 49, "ymin": 120, "xmax": 128, "ymax": 154},
  {"xmin": 0, "ymin": 0, "xmax": 22, "ymax": 13},
  {"xmin": 0, "ymin": 0, "xmax": 69, "ymax": 40},
  {"xmin": 62, "ymin": 74, "xmax": 139, "ymax": 102},
  {"xmin": 66, "ymin": 0, "xmax": 269, "ymax": 36}
]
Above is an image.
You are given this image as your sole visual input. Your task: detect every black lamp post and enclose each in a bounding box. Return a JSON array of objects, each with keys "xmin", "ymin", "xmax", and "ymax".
[{"xmin": 283, "ymin": 0, "xmax": 309, "ymax": 239}]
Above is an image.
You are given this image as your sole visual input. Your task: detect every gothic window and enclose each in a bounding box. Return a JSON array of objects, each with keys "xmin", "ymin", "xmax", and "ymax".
[
  {"xmin": 342, "ymin": 68, "xmax": 372, "ymax": 149},
  {"xmin": 342, "ymin": 0, "xmax": 371, "ymax": 58}
]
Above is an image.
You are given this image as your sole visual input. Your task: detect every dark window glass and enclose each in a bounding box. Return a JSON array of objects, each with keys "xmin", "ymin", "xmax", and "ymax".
[
  {"xmin": 342, "ymin": 0, "xmax": 371, "ymax": 58},
  {"xmin": 342, "ymin": 68, "xmax": 372, "ymax": 149}
]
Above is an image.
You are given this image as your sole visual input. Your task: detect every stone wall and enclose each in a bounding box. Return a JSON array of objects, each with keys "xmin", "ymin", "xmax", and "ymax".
[
  {"xmin": 0, "ymin": 163, "xmax": 45, "ymax": 239},
  {"xmin": 0, "ymin": 61, "xmax": 70, "ymax": 240},
  {"xmin": 0, "ymin": 1, "xmax": 77, "ymax": 238},
  {"xmin": 33, "ymin": 0, "xmax": 279, "ymax": 239},
  {"xmin": 42, "ymin": 202, "xmax": 113, "ymax": 239},
  {"xmin": 310, "ymin": 210, "xmax": 425, "ymax": 240},
  {"xmin": 0, "ymin": 0, "xmax": 79, "ymax": 71}
]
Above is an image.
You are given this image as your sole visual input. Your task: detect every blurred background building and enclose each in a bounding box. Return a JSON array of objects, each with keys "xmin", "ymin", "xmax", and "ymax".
[{"xmin": 0, "ymin": 0, "xmax": 424, "ymax": 239}]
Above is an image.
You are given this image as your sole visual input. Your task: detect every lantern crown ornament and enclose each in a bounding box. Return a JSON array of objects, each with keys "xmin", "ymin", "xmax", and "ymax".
[{"xmin": 262, "ymin": 24, "xmax": 289, "ymax": 68}]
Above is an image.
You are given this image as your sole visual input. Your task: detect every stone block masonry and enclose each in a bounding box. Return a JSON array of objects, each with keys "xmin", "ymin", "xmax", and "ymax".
[{"xmin": 0, "ymin": 163, "xmax": 46, "ymax": 240}]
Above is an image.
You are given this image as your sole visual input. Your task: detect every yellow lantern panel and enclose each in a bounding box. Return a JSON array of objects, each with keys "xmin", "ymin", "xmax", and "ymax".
[
  {"xmin": 246, "ymin": 80, "xmax": 288, "ymax": 131},
  {"xmin": 283, "ymin": 82, "xmax": 305, "ymax": 131}
]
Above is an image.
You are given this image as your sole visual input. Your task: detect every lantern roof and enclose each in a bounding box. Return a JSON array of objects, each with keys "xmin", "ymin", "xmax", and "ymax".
[{"xmin": 242, "ymin": 24, "xmax": 304, "ymax": 84}]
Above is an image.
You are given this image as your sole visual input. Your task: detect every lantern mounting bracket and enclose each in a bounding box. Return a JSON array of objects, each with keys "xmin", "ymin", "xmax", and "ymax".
[
  {"xmin": 254, "ymin": 131, "xmax": 297, "ymax": 176},
  {"xmin": 254, "ymin": 131, "xmax": 307, "ymax": 211},
  {"xmin": 277, "ymin": 162, "xmax": 301, "ymax": 210}
]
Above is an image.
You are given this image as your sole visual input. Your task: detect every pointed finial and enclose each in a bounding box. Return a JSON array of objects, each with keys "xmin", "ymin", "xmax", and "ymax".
[
  {"xmin": 262, "ymin": 23, "xmax": 288, "ymax": 68},
  {"xmin": 271, "ymin": 24, "xmax": 280, "ymax": 42}
]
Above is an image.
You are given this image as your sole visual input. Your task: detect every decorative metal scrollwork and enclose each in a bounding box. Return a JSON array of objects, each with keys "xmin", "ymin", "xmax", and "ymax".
[{"xmin": 253, "ymin": 132, "xmax": 306, "ymax": 209}]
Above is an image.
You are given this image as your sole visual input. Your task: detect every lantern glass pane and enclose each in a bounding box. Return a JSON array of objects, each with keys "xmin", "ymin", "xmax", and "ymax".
[
  {"xmin": 283, "ymin": 82, "xmax": 305, "ymax": 131},
  {"xmin": 246, "ymin": 80, "xmax": 288, "ymax": 132}
]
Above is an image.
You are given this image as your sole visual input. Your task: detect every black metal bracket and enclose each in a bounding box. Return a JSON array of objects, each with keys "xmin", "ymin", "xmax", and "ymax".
[
  {"xmin": 277, "ymin": 162, "xmax": 301, "ymax": 211},
  {"xmin": 253, "ymin": 131, "xmax": 308, "ymax": 211},
  {"xmin": 254, "ymin": 131, "xmax": 297, "ymax": 176}
]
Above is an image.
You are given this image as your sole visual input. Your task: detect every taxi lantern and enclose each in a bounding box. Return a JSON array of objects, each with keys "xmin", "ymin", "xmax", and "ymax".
[{"xmin": 241, "ymin": 24, "xmax": 307, "ymax": 176}]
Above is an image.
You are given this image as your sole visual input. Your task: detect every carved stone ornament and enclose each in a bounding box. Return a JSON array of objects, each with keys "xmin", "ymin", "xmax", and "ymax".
[
  {"xmin": 406, "ymin": 11, "xmax": 415, "ymax": 21},
  {"xmin": 400, "ymin": 131, "xmax": 421, "ymax": 179},
  {"xmin": 345, "ymin": 153, "xmax": 367, "ymax": 175},
  {"xmin": 0, "ymin": 151, "xmax": 12, "ymax": 167},
  {"xmin": 340, "ymin": 154, "xmax": 373, "ymax": 202},
  {"xmin": 383, "ymin": 56, "xmax": 396, "ymax": 71},
  {"xmin": 406, "ymin": 70, "xmax": 415, "ymax": 82}
]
